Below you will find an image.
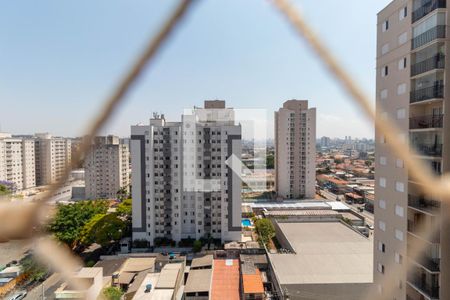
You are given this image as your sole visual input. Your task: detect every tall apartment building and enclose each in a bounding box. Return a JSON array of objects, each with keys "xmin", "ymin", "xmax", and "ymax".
[
  {"xmin": 376, "ymin": 1, "xmax": 450, "ymax": 299},
  {"xmin": 274, "ymin": 100, "xmax": 316, "ymax": 199},
  {"xmin": 0, "ymin": 133, "xmax": 36, "ymax": 190},
  {"xmin": 84, "ymin": 135, "xmax": 130, "ymax": 199},
  {"xmin": 131, "ymin": 100, "xmax": 242, "ymax": 245},
  {"xmin": 35, "ymin": 133, "xmax": 72, "ymax": 185}
]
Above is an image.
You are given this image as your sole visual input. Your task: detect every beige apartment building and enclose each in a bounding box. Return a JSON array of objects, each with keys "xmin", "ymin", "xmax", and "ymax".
[
  {"xmin": 131, "ymin": 100, "xmax": 242, "ymax": 245},
  {"xmin": 0, "ymin": 133, "xmax": 36, "ymax": 190},
  {"xmin": 84, "ymin": 135, "xmax": 130, "ymax": 199},
  {"xmin": 376, "ymin": 1, "xmax": 450, "ymax": 299},
  {"xmin": 274, "ymin": 100, "xmax": 316, "ymax": 199},
  {"xmin": 35, "ymin": 133, "xmax": 71, "ymax": 186}
]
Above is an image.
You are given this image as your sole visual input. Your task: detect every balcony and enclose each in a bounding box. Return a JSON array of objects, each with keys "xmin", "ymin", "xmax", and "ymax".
[
  {"xmin": 407, "ymin": 274, "xmax": 440, "ymax": 299},
  {"xmin": 410, "ymin": 114, "xmax": 443, "ymax": 129},
  {"xmin": 411, "ymin": 54, "xmax": 445, "ymax": 76},
  {"xmin": 413, "ymin": 255, "xmax": 441, "ymax": 272},
  {"xmin": 413, "ymin": 0, "xmax": 447, "ymax": 23},
  {"xmin": 408, "ymin": 195, "xmax": 441, "ymax": 214},
  {"xmin": 410, "ymin": 83, "xmax": 444, "ymax": 103},
  {"xmin": 412, "ymin": 25, "xmax": 446, "ymax": 49},
  {"xmin": 412, "ymin": 143, "xmax": 443, "ymax": 156},
  {"xmin": 408, "ymin": 219, "xmax": 440, "ymax": 243}
]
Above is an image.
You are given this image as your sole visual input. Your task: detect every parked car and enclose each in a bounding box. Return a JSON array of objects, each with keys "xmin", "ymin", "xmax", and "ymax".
[
  {"xmin": 8, "ymin": 291, "xmax": 27, "ymax": 300},
  {"xmin": 366, "ymin": 224, "xmax": 374, "ymax": 230}
]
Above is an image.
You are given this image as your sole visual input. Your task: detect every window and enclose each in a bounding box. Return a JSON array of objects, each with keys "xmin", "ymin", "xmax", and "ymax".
[
  {"xmin": 397, "ymin": 83, "xmax": 406, "ymax": 95},
  {"xmin": 379, "ymin": 199, "xmax": 386, "ymax": 209},
  {"xmin": 395, "ymin": 252, "xmax": 403, "ymax": 264},
  {"xmin": 397, "ymin": 108, "xmax": 406, "ymax": 119},
  {"xmin": 380, "ymin": 134, "xmax": 386, "ymax": 144},
  {"xmin": 398, "ymin": 57, "xmax": 407, "ymax": 70},
  {"xmin": 396, "ymin": 182, "xmax": 404, "ymax": 192},
  {"xmin": 382, "ymin": 20, "xmax": 389, "ymax": 32},
  {"xmin": 398, "ymin": 32, "xmax": 408, "ymax": 45},
  {"xmin": 382, "ymin": 43, "xmax": 390, "ymax": 55},
  {"xmin": 399, "ymin": 7, "xmax": 407, "ymax": 20},
  {"xmin": 395, "ymin": 229, "xmax": 404, "ymax": 241},
  {"xmin": 378, "ymin": 241, "xmax": 386, "ymax": 252},
  {"xmin": 395, "ymin": 205, "xmax": 404, "ymax": 217},
  {"xmin": 380, "ymin": 156, "xmax": 387, "ymax": 165},
  {"xmin": 380, "ymin": 89, "xmax": 388, "ymax": 99},
  {"xmin": 396, "ymin": 159, "xmax": 404, "ymax": 168},
  {"xmin": 381, "ymin": 65, "xmax": 389, "ymax": 77},
  {"xmin": 379, "ymin": 177, "xmax": 387, "ymax": 187},
  {"xmin": 379, "ymin": 221, "xmax": 386, "ymax": 231},
  {"xmin": 377, "ymin": 263, "xmax": 385, "ymax": 274}
]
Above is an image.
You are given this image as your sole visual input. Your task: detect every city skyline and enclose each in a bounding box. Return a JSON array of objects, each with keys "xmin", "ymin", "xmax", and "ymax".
[{"xmin": 0, "ymin": 0, "xmax": 392, "ymax": 139}]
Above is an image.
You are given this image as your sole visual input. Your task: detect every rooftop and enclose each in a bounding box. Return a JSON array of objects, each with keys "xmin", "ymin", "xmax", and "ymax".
[
  {"xmin": 121, "ymin": 257, "xmax": 156, "ymax": 273},
  {"xmin": 190, "ymin": 255, "xmax": 213, "ymax": 269},
  {"xmin": 211, "ymin": 259, "xmax": 240, "ymax": 300},
  {"xmin": 242, "ymin": 269, "xmax": 264, "ymax": 294},
  {"xmin": 184, "ymin": 269, "xmax": 212, "ymax": 293},
  {"xmin": 269, "ymin": 222, "xmax": 373, "ymax": 285},
  {"xmin": 156, "ymin": 263, "xmax": 182, "ymax": 289}
]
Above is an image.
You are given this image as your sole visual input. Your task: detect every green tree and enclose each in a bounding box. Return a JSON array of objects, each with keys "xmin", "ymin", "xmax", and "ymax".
[
  {"xmin": 48, "ymin": 200, "xmax": 108, "ymax": 247},
  {"xmin": 20, "ymin": 255, "xmax": 48, "ymax": 282},
  {"xmin": 266, "ymin": 154, "xmax": 274, "ymax": 169},
  {"xmin": 79, "ymin": 213, "xmax": 126, "ymax": 247},
  {"xmin": 116, "ymin": 198, "xmax": 132, "ymax": 218},
  {"xmin": 254, "ymin": 218, "xmax": 275, "ymax": 246},
  {"xmin": 193, "ymin": 240, "xmax": 202, "ymax": 252},
  {"xmin": 116, "ymin": 187, "xmax": 130, "ymax": 201},
  {"xmin": 103, "ymin": 286, "xmax": 123, "ymax": 300}
]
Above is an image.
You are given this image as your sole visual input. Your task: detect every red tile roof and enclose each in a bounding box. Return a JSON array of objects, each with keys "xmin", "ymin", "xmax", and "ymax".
[
  {"xmin": 242, "ymin": 269, "xmax": 264, "ymax": 294},
  {"xmin": 211, "ymin": 259, "xmax": 240, "ymax": 300}
]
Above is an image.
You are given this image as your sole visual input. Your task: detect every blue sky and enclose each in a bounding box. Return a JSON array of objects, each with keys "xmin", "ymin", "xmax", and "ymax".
[{"xmin": 0, "ymin": 0, "xmax": 392, "ymax": 139}]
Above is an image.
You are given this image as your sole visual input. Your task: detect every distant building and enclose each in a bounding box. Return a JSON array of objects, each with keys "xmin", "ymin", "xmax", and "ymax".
[
  {"xmin": 34, "ymin": 133, "xmax": 71, "ymax": 185},
  {"xmin": 320, "ymin": 136, "xmax": 331, "ymax": 148},
  {"xmin": 84, "ymin": 135, "xmax": 130, "ymax": 199},
  {"xmin": 0, "ymin": 133, "xmax": 36, "ymax": 190},
  {"xmin": 131, "ymin": 100, "xmax": 242, "ymax": 245},
  {"xmin": 275, "ymin": 100, "xmax": 316, "ymax": 199}
]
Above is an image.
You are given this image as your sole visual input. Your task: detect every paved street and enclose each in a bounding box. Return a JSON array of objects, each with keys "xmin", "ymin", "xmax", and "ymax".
[{"xmin": 24, "ymin": 274, "xmax": 61, "ymax": 300}]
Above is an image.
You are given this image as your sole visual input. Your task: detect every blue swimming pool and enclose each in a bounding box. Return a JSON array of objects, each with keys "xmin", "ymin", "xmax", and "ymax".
[{"xmin": 242, "ymin": 219, "xmax": 252, "ymax": 227}]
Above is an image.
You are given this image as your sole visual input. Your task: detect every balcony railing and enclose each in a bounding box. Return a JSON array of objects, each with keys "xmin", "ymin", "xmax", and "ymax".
[
  {"xmin": 413, "ymin": 0, "xmax": 447, "ymax": 23},
  {"xmin": 411, "ymin": 53, "xmax": 445, "ymax": 76},
  {"xmin": 412, "ymin": 143, "xmax": 443, "ymax": 156},
  {"xmin": 410, "ymin": 83, "xmax": 444, "ymax": 103},
  {"xmin": 414, "ymin": 255, "xmax": 441, "ymax": 272},
  {"xmin": 412, "ymin": 25, "xmax": 446, "ymax": 49},
  {"xmin": 407, "ymin": 274, "xmax": 440, "ymax": 298},
  {"xmin": 408, "ymin": 219, "xmax": 441, "ymax": 243},
  {"xmin": 410, "ymin": 114, "xmax": 443, "ymax": 129},
  {"xmin": 408, "ymin": 194, "xmax": 441, "ymax": 214}
]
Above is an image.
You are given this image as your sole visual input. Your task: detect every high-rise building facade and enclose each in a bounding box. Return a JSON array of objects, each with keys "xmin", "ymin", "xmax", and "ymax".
[
  {"xmin": 84, "ymin": 135, "xmax": 130, "ymax": 199},
  {"xmin": 274, "ymin": 100, "xmax": 316, "ymax": 199},
  {"xmin": 0, "ymin": 133, "xmax": 36, "ymax": 190},
  {"xmin": 376, "ymin": 1, "xmax": 449, "ymax": 299},
  {"xmin": 35, "ymin": 133, "xmax": 72, "ymax": 186},
  {"xmin": 130, "ymin": 101, "xmax": 242, "ymax": 245}
]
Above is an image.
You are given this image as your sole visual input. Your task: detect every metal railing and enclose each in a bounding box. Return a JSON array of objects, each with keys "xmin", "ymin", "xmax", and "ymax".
[
  {"xmin": 407, "ymin": 273, "xmax": 440, "ymax": 298},
  {"xmin": 409, "ymin": 114, "xmax": 443, "ymax": 129},
  {"xmin": 408, "ymin": 194, "xmax": 441, "ymax": 213},
  {"xmin": 412, "ymin": 25, "xmax": 446, "ymax": 49},
  {"xmin": 410, "ymin": 83, "xmax": 444, "ymax": 103},
  {"xmin": 412, "ymin": 143, "xmax": 443, "ymax": 156},
  {"xmin": 412, "ymin": 0, "xmax": 447, "ymax": 23},
  {"xmin": 408, "ymin": 219, "xmax": 441, "ymax": 243},
  {"xmin": 411, "ymin": 53, "xmax": 445, "ymax": 76}
]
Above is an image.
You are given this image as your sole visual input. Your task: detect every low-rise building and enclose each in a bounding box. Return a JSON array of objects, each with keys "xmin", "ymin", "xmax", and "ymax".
[
  {"xmin": 54, "ymin": 267, "xmax": 103, "ymax": 300},
  {"xmin": 268, "ymin": 222, "xmax": 373, "ymax": 299}
]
